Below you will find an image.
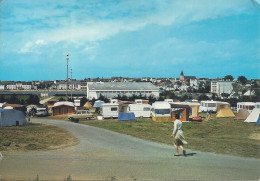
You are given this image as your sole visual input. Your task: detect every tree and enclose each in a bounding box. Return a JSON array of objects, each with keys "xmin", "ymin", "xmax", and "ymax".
[
  {"xmin": 198, "ymin": 94, "xmax": 210, "ymax": 101},
  {"xmin": 59, "ymin": 97, "xmax": 65, "ymax": 101},
  {"xmin": 148, "ymin": 95, "xmax": 156, "ymax": 104},
  {"xmin": 224, "ymin": 75, "xmax": 234, "ymax": 81},
  {"xmin": 0, "ymin": 95, "xmax": 6, "ymax": 102},
  {"xmin": 80, "ymin": 97, "xmax": 88, "ymax": 107},
  {"xmin": 237, "ymin": 76, "xmax": 247, "ymax": 85},
  {"xmin": 9, "ymin": 94, "xmax": 20, "ymax": 104}
]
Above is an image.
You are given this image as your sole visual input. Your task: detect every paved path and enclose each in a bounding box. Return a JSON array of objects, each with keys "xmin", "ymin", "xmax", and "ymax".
[
  {"xmin": 0, "ymin": 119, "xmax": 259, "ymax": 180},
  {"xmin": 39, "ymin": 96, "xmax": 54, "ymax": 104}
]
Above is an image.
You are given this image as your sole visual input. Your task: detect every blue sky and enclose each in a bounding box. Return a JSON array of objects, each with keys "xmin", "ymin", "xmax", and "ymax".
[{"xmin": 0, "ymin": 0, "xmax": 259, "ymax": 81}]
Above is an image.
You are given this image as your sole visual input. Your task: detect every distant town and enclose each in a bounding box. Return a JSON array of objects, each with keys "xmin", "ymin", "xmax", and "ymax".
[{"xmin": 0, "ymin": 71, "xmax": 259, "ymax": 106}]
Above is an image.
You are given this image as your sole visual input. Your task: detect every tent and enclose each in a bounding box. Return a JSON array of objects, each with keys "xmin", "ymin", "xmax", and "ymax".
[
  {"xmin": 93, "ymin": 101, "xmax": 105, "ymax": 108},
  {"xmin": 0, "ymin": 109, "xmax": 28, "ymax": 127},
  {"xmin": 244, "ymin": 108, "xmax": 260, "ymax": 123},
  {"xmin": 216, "ymin": 108, "xmax": 235, "ymax": 118},
  {"xmin": 255, "ymin": 115, "xmax": 260, "ymax": 125},
  {"xmin": 118, "ymin": 113, "xmax": 136, "ymax": 121},
  {"xmin": 83, "ymin": 101, "xmax": 92, "ymax": 108},
  {"xmin": 235, "ymin": 109, "xmax": 250, "ymax": 120}
]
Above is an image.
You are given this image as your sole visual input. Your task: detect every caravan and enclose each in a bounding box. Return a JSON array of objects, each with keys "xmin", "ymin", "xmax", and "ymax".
[
  {"xmin": 237, "ymin": 102, "xmax": 256, "ymax": 113},
  {"xmin": 128, "ymin": 104, "xmax": 152, "ymax": 118},
  {"xmin": 151, "ymin": 101, "xmax": 171, "ymax": 122},
  {"xmin": 199, "ymin": 101, "xmax": 229, "ymax": 113},
  {"xmin": 101, "ymin": 103, "xmax": 119, "ymax": 118}
]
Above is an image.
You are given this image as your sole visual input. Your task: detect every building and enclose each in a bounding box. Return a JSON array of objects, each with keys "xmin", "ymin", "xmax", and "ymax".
[
  {"xmin": 211, "ymin": 80, "xmax": 234, "ymax": 96},
  {"xmin": 87, "ymin": 82, "xmax": 159, "ymax": 99},
  {"xmin": 179, "ymin": 70, "xmax": 196, "ymax": 82}
]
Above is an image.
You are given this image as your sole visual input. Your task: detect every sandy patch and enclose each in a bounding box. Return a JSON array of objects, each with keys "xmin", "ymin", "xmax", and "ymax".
[{"xmin": 249, "ymin": 133, "xmax": 260, "ymax": 141}]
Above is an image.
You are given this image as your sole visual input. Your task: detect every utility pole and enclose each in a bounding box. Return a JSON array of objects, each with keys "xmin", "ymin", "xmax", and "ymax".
[
  {"xmin": 71, "ymin": 69, "xmax": 73, "ymax": 100},
  {"xmin": 66, "ymin": 54, "xmax": 69, "ymax": 101}
]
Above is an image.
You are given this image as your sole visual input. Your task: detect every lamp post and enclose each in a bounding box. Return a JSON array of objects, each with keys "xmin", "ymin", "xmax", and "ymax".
[{"xmin": 66, "ymin": 54, "xmax": 69, "ymax": 101}]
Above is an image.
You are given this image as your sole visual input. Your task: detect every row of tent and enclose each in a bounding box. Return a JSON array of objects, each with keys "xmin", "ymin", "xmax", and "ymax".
[{"xmin": 235, "ymin": 108, "xmax": 260, "ymax": 125}]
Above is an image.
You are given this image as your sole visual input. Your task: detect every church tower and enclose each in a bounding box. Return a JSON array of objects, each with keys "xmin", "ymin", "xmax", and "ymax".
[{"xmin": 180, "ymin": 70, "xmax": 184, "ymax": 81}]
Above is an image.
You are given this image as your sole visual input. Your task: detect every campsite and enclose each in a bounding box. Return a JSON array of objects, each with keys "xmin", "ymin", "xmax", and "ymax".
[{"xmin": 82, "ymin": 112, "xmax": 260, "ymax": 159}]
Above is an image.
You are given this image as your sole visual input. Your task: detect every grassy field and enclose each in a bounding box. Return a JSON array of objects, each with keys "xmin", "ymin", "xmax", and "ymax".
[
  {"xmin": 81, "ymin": 114, "xmax": 260, "ymax": 158},
  {"xmin": 0, "ymin": 123, "xmax": 78, "ymax": 153}
]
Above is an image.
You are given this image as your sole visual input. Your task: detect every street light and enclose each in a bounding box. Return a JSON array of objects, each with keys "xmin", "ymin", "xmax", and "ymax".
[{"xmin": 66, "ymin": 54, "xmax": 69, "ymax": 101}]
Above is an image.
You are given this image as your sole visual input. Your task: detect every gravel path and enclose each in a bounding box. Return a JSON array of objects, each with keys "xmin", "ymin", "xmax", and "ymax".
[{"xmin": 0, "ymin": 119, "xmax": 259, "ymax": 180}]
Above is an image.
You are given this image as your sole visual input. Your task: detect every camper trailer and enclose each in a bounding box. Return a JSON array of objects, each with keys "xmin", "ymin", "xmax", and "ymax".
[
  {"xmin": 35, "ymin": 107, "xmax": 48, "ymax": 117},
  {"xmin": 128, "ymin": 104, "xmax": 152, "ymax": 118},
  {"xmin": 237, "ymin": 102, "xmax": 257, "ymax": 113},
  {"xmin": 199, "ymin": 101, "xmax": 229, "ymax": 113},
  {"xmin": 151, "ymin": 101, "xmax": 171, "ymax": 122},
  {"xmin": 101, "ymin": 103, "xmax": 119, "ymax": 118}
]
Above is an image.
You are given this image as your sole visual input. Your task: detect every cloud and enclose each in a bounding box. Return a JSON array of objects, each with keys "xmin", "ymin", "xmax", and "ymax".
[
  {"xmin": 2, "ymin": 0, "xmax": 252, "ymax": 52},
  {"xmin": 19, "ymin": 40, "xmax": 46, "ymax": 54}
]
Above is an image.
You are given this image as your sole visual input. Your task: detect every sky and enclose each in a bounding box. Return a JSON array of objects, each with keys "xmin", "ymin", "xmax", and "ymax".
[{"xmin": 0, "ymin": 0, "xmax": 259, "ymax": 81}]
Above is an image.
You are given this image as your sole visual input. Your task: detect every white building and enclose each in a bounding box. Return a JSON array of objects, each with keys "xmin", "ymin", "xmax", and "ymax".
[
  {"xmin": 56, "ymin": 80, "xmax": 82, "ymax": 90},
  {"xmin": 211, "ymin": 81, "xmax": 234, "ymax": 96},
  {"xmin": 87, "ymin": 82, "xmax": 159, "ymax": 99}
]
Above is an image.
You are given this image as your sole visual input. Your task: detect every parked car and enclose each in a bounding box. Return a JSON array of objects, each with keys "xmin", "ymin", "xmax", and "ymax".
[
  {"xmin": 35, "ymin": 107, "xmax": 48, "ymax": 117},
  {"xmin": 68, "ymin": 110, "xmax": 94, "ymax": 122}
]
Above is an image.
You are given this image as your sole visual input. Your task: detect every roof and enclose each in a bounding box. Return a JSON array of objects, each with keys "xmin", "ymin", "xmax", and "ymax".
[
  {"xmin": 184, "ymin": 76, "xmax": 196, "ymax": 80},
  {"xmin": 152, "ymin": 101, "xmax": 171, "ymax": 109},
  {"xmin": 3, "ymin": 104, "xmax": 25, "ymax": 108},
  {"xmin": 200, "ymin": 101, "xmax": 229, "ymax": 105},
  {"xmin": 53, "ymin": 101, "xmax": 74, "ymax": 108},
  {"xmin": 170, "ymin": 103, "xmax": 190, "ymax": 109},
  {"xmin": 88, "ymin": 82, "xmax": 159, "ymax": 91},
  {"xmin": 101, "ymin": 103, "xmax": 119, "ymax": 107}
]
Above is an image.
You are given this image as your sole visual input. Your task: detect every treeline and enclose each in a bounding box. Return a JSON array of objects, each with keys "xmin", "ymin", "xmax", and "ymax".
[
  {"xmin": 0, "ymin": 94, "xmax": 40, "ymax": 105},
  {"xmin": 160, "ymin": 91, "xmax": 260, "ymax": 107}
]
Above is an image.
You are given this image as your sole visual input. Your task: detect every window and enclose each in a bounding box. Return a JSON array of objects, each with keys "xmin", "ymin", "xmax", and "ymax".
[
  {"xmin": 208, "ymin": 103, "xmax": 216, "ymax": 107},
  {"xmin": 155, "ymin": 109, "xmax": 170, "ymax": 114},
  {"xmin": 111, "ymin": 107, "xmax": 118, "ymax": 111},
  {"xmin": 143, "ymin": 107, "xmax": 151, "ymax": 111},
  {"xmin": 189, "ymin": 108, "xmax": 193, "ymax": 116},
  {"xmin": 249, "ymin": 106, "xmax": 255, "ymax": 110}
]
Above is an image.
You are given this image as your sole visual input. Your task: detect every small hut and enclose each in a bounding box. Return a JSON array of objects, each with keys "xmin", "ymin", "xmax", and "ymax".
[{"xmin": 52, "ymin": 101, "xmax": 75, "ymax": 116}]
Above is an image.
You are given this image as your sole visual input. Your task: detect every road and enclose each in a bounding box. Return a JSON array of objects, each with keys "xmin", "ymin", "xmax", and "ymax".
[{"xmin": 0, "ymin": 119, "xmax": 259, "ymax": 180}]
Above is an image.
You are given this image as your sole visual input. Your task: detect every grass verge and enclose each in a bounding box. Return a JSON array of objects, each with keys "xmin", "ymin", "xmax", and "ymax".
[
  {"xmin": 0, "ymin": 123, "xmax": 78, "ymax": 153},
  {"xmin": 81, "ymin": 115, "xmax": 260, "ymax": 159}
]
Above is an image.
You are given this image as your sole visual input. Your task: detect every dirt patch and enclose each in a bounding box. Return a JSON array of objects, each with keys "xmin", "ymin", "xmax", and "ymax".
[{"xmin": 249, "ymin": 133, "xmax": 260, "ymax": 141}]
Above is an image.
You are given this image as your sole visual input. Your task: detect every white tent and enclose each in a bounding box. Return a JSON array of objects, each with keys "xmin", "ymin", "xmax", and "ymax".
[
  {"xmin": 0, "ymin": 109, "xmax": 28, "ymax": 127},
  {"xmin": 244, "ymin": 108, "xmax": 260, "ymax": 123}
]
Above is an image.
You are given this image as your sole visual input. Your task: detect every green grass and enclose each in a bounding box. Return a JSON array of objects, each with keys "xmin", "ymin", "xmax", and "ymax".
[
  {"xmin": 0, "ymin": 123, "xmax": 77, "ymax": 153},
  {"xmin": 81, "ymin": 116, "xmax": 260, "ymax": 158}
]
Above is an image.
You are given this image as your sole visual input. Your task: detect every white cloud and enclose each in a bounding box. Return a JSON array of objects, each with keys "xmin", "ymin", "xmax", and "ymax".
[
  {"xmin": 19, "ymin": 40, "xmax": 46, "ymax": 54},
  {"xmin": 9, "ymin": 0, "xmax": 251, "ymax": 48}
]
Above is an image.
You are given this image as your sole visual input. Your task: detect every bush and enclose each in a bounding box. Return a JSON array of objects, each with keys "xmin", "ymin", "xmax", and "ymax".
[{"xmin": 3, "ymin": 141, "xmax": 11, "ymax": 147}]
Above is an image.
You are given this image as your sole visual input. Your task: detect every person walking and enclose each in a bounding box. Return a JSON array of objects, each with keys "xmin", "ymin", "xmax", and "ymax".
[{"xmin": 171, "ymin": 114, "xmax": 188, "ymax": 156}]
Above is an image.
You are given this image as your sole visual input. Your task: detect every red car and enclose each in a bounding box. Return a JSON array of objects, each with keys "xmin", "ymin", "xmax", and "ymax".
[{"xmin": 191, "ymin": 116, "xmax": 202, "ymax": 122}]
